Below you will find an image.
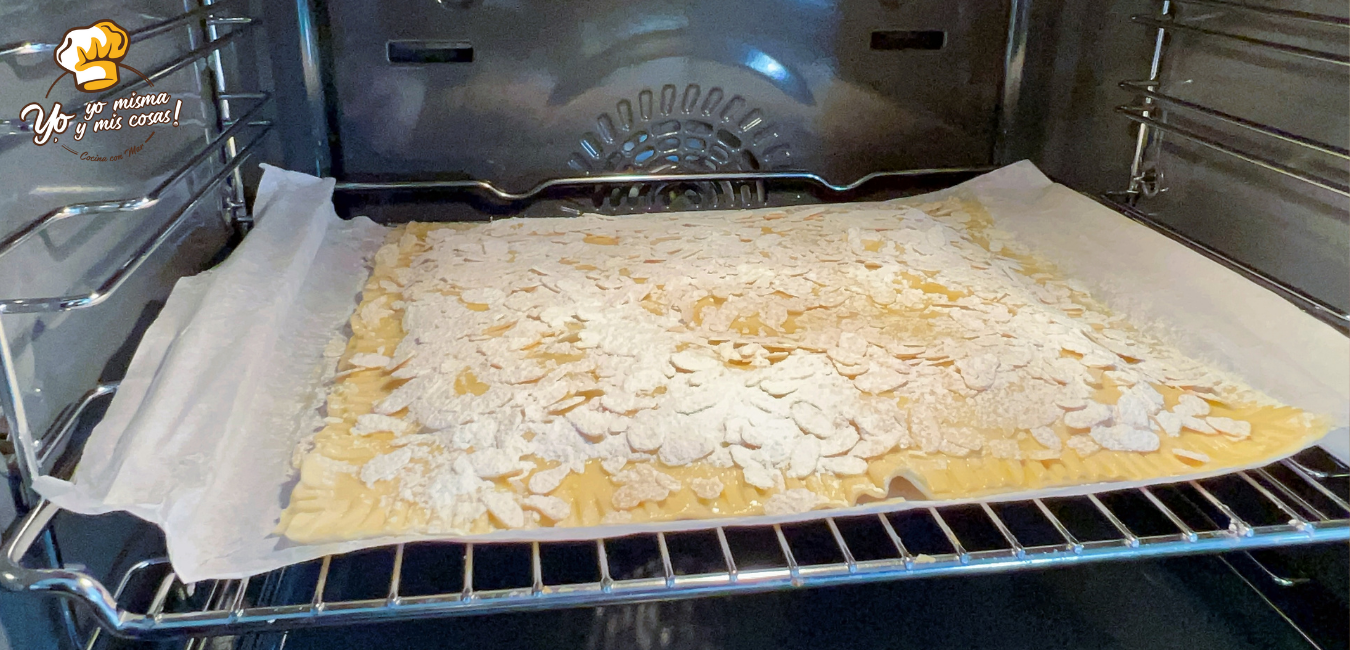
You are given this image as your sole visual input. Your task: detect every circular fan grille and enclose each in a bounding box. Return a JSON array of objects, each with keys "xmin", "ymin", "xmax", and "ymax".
[{"xmin": 568, "ymin": 84, "xmax": 792, "ymax": 213}]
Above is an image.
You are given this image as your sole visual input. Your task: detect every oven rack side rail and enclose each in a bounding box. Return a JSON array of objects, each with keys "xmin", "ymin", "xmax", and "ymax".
[
  {"xmin": 0, "ymin": 5, "xmax": 268, "ymax": 316},
  {"xmin": 1114, "ymin": 0, "xmax": 1350, "ymax": 332},
  {"xmin": 2, "ymin": 452, "xmax": 1346, "ymax": 641},
  {"xmin": 0, "ymin": 0, "xmax": 273, "ymax": 511}
]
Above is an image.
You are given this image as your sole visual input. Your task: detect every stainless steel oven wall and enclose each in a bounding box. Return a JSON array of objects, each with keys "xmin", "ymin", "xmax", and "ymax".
[
  {"xmin": 260, "ymin": 0, "xmax": 331, "ymax": 176},
  {"xmin": 1133, "ymin": 0, "xmax": 1349, "ymax": 315},
  {"xmin": 1013, "ymin": 0, "xmax": 1349, "ymax": 316},
  {"xmin": 322, "ymin": 0, "xmax": 1011, "ymax": 190},
  {"xmin": 1001, "ymin": 0, "xmax": 1158, "ymax": 191},
  {"xmin": 0, "ymin": 0, "xmax": 263, "ymax": 494}
]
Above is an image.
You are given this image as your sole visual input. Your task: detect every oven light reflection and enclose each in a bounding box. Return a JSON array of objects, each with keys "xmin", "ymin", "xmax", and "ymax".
[{"xmin": 744, "ymin": 49, "xmax": 789, "ymax": 83}]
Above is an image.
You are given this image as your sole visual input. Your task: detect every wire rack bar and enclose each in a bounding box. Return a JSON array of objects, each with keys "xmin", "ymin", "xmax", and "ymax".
[
  {"xmin": 1033, "ymin": 499, "xmax": 1083, "ymax": 552},
  {"xmin": 876, "ymin": 513, "xmax": 914, "ymax": 568},
  {"xmin": 1087, "ymin": 494, "xmax": 1138, "ymax": 546},
  {"xmin": 310, "ymin": 556, "xmax": 331, "ymax": 607},
  {"xmin": 1286, "ymin": 457, "xmax": 1350, "ymax": 480},
  {"xmin": 980, "ymin": 504, "xmax": 1025, "ymax": 557},
  {"xmin": 1166, "ymin": 0, "xmax": 1350, "ymax": 26},
  {"xmin": 1130, "ymin": 15, "xmax": 1350, "ymax": 65},
  {"xmin": 1283, "ymin": 459, "xmax": 1350, "ymax": 512},
  {"xmin": 1189, "ymin": 480, "xmax": 1252, "ymax": 536},
  {"xmin": 461, "ymin": 545, "xmax": 475, "ymax": 599},
  {"xmin": 388, "ymin": 545, "xmax": 405, "ymax": 602},
  {"xmin": 33, "ymin": 382, "xmax": 118, "ymax": 472},
  {"xmin": 927, "ymin": 508, "xmax": 969, "ymax": 563},
  {"xmin": 0, "ymin": 0, "xmax": 247, "ymax": 59},
  {"xmin": 715, "ymin": 528, "xmax": 738, "ymax": 578},
  {"xmin": 1119, "ymin": 81, "xmax": 1350, "ymax": 160},
  {"xmin": 146, "ymin": 569, "xmax": 176, "ymax": 616},
  {"xmin": 333, "ymin": 167, "xmax": 994, "ymax": 202},
  {"xmin": 0, "ymin": 122, "xmax": 273, "ymax": 314},
  {"xmin": 772, "ymin": 526, "xmax": 801, "ymax": 586},
  {"xmin": 0, "ymin": 94, "xmax": 270, "ymax": 268},
  {"xmin": 1115, "ymin": 106, "xmax": 1350, "ymax": 197},
  {"xmin": 530, "ymin": 543, "xmax": 544, "ymax": 594},
  {"xmin": 824, "ymin": 518, "xmax": 857, "ymax": 571},
  {"xmin": 1141, "ymin": 486, "xmax": 1198, "ymax": 540},
  {"xmin": 595, "ymin": 540, "xmax": 613, "ymax": 591},
  {"xmin": 6, "ymin": 449, "xmax": 1343, "ymax": 640},
  {"xmin": 1236, "ymin": 472, "xmax": 1306, "ymax": 529},
  {"xmin": 1253, "ymin": 468, "xmax": 1327, "ymax": 520},
  {"xmin": 228, "ymin": 576, "xmax": 250, "ymax": 613}
]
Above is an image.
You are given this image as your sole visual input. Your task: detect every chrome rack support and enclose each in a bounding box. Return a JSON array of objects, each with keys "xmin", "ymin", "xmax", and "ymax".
[
  {"xmin": 0, "ymin": 0, "xmax": 247, "ymax": 59},
  {"xmin": 1115, "ymin": 107, "xmax": 1350, "ymax": 197},
  {"xmin": 0, "ymin": 95, "xmax": 272, "ymax": 268},
  {"xmin": 1127, "ymin": 0, "xmax": 1172, "ymax": 198},
  {"xmin": 0, "ymin": 121, "xmax": 273, "ymax": 314},
  {"xmin": 0, "ymin": 119, "xmax": 269, "ymax": 490},
  {"xmin": 1109, "ymin": 3, "xmax": 1350, "ymax": 329},
  {"xmin": 34, "ymin": 382, "xmax": 119, "ymax": 473},
  {"xmin": 1163, "ymin": 0, "xmax": 1349, "ymax": 25},
  {"xmin": 0, "ymin": 91, "xmax": 274, "ymax": 263},
  {"xmin": 596, "ymin": 540, "xmax": 613, "ymax": 590},
  {"xmin": 1119, "ymin": 81, "xmax": 1350, "ymax": 160},
  {"xmin": 1130, "ymin": 15, "xmax": 1349, "ymax": 66},
  {"xmin": 76, "ymin": 22, "xmax": 258, "ymax": 118}
]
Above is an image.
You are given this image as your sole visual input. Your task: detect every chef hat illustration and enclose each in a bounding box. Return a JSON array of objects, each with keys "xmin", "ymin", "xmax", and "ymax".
[{"xmin": 54, "ymin": 21, "xmax": 130, "ymax": 92}]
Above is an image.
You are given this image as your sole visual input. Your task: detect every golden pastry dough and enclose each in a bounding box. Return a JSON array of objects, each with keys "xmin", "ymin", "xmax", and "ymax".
[{"xmin": 276, "ymin": 197, "xmax": 1326, "ymax": 543}]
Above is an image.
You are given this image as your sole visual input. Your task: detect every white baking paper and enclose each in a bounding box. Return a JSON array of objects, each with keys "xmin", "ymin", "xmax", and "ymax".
[
  {"xmin": 33, "ymin": 165, "xmax": 389, "ymax": 582},
  {"xmin": 33, "ymin": 162, "xmax": 1348, "ymax": 583},
  {"xmin": 919, "ymin": 162, "xmax": 1347, "ymax": 459}
]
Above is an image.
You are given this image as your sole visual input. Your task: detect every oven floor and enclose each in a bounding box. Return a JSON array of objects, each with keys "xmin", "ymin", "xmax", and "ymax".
[{"xmin": 225, "ymin": 551, "xmax": 1346, "ymax": 650}]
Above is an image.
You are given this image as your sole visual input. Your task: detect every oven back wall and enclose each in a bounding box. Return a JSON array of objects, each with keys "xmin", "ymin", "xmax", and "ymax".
[{"xmin": 322, "ymin": 0, "xmax": 1009, "ymax": 190}]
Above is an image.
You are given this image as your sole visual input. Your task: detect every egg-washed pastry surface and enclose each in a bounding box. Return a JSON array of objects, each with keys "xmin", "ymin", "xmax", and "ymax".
[{"xmin": 277, "ymin": 198, "xmax": 1326, "ymax": 543}]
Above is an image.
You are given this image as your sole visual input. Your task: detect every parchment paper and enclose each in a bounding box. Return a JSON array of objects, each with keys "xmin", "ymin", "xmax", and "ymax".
[{"xmin": 33, "ymin": 163, "xmax": 1348, "ymax": 583}]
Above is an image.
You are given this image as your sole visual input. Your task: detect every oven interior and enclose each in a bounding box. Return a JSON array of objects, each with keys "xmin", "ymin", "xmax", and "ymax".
[{"xmin": 0, "ymin": 0, "xmax": 1346, "ymax": 648}]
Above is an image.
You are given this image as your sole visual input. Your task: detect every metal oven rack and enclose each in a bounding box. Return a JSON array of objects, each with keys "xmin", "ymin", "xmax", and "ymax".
[{"xmin": 2, "ymin": 449, "xmax": 1346, "ymax": 640}]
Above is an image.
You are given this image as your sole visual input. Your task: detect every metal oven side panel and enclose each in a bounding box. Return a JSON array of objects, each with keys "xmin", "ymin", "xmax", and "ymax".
[
  {"xmin": 1001, "ymin": 0, "xmax": 1159, "ymax": 193},
  {"xmin": 321, "ymin": 0, "xmax": 1010, "ymax": 189},
  {"xmin": 0, "ymin": 0, "xmax": 259, "ymax": 488},
  {"xmin": 1012, "ymin": 0, "xmax": 1349, "ymax": 316},
  {"xmin": 1135, "ymin": 2, "xmax": 1350, "ymax": 314}
]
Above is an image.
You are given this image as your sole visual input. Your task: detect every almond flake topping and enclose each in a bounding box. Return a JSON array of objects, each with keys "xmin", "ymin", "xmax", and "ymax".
[
  {"xmin": 763, "ymin": 488, "xmax": 822, "ymax": 515},
  {"xmin": 1030, "ymin": 426, "xmax": 1062, "ymax": 451},
  {"xmin": 1205, "ymin": 416, "xmax": 1251, "ymax": 439},
  {"xmin": 349, "ymin": 353, "xmax": 392, "ymax": 369},
  {"xmin": 690, "ymin": 477, "xmax": 725, "ymax": 500},
  {"xmin": 1171, "ymin": 448, "xmax": 1211, "ymax": 464},
  {"xmin": 319, "ymin": 198, "xmax": 1294, "ymax": 538},
  {"xmin": 351, "ymin": 414, "xmax": 415, "ymax": 437}
]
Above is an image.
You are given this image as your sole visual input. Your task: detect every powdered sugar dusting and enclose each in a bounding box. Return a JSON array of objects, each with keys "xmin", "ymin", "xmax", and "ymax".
[{"xmin": 289, "ymin": 197, "xmax": 1280, "ymax": 539}]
